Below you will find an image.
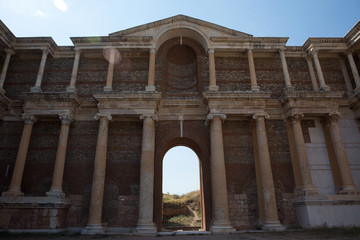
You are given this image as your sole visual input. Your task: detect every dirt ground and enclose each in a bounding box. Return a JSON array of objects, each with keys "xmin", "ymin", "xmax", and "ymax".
[{"xmin": 1, "ymin": 230, "xmax": 360, "ymax": 240}]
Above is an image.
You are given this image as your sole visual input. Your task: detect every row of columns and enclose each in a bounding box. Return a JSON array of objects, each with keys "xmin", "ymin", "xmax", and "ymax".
[
  {"xmin": 2, "ymin": 109, "xmax": 359, "ymax": 232},
  {"xmin": 1, "ymin": 47, "xmax": 360, "ymax": 94},
  {"xmin": 2, "ymin": 114, "xmax": 73, "ymax": 197}
]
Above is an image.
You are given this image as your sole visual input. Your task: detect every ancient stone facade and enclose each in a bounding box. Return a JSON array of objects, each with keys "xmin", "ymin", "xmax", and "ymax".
[{"xmin": 0, "ymin": 15, "xmax": 360, "ymax": 234}]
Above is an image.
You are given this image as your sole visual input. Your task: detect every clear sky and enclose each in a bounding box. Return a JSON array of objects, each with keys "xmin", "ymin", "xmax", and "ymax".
[
  {"xmin": 1, "ymin": 0, "xmax": 359, "ymax": 195},
  {"xmin": 0, "ymin": 0, "xmax": 359, "ymax": 46},
  {"xmin": 163, "ymin": 146, "xmax": 200, "ymax": 195}
]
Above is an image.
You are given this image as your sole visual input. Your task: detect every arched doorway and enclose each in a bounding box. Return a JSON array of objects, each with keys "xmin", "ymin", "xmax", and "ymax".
[
  {"xmin": 162, "ymin": 146, "xmax": 201, "ymax": 231},
  {"xmin": 153, "ymin": 121, "xmax": 212, "ymax": 231}
]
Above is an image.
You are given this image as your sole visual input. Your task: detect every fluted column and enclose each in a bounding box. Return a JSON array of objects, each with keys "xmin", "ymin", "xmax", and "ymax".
[
  {"xmin": 325, "ymin": 113, "xmax": 359, "ymax": 194},
  {"xmin": 104, "ymin": 48, "xmax": 116, "ymax": 92},
  {"xmin": 279, "ymin": 49, "xmax": 294, "ymax": 90},
  {"xmin": 66, "ymin": 49, "xmax": 81, "ymax": 92},
  {"xmin": 0, "ymin": 49, "xmax": 15, "ymax": 93},
  {"xmin": 288, "ymin": 114, "xmax": 318, "ymax": 196},
  {"xmin": 346, "ymin": 52, "xmax": 360, "ymax": 91},
  {"xmin": 247, "ymin": 49, "xmax": 260, "ymax": 92},
  {"xmin": 145, "ymin": 48, "xmax": 156, "ymax": 91},
  {"xmin": 83, "ymin": 113, "xmax": 111, "ymax": 234},
  {"xmin": 30, "ymin": 48, "xmax": 49, "ymax": 92},
  {"xmin": 2, "ymin": 114, "xmax": 37, "ymax": 197},
  {"xmin": 46, "ymin": 114, "xmax": 73, "ymax": 198},
  {"xmin": 310, "ymin": 49, "xmax": 330, "ymax": 91},
  {"xmin": 135, "ymin": 114, "xmax": 157, "ymax": 235},
  {"xmin": 207, "ymin": 113, "xmax": 235, "ymax": 233},
  {"xmin": 208, "ymin": 49, "xmax": 219, "ymax": 91},
  {"xmin": 339, "ymin": 57, "xmax": 354, "ymax": 94},
  {"xmin": 305, "ymin": 55, "xmax": 319, "ymax": 91},
  {"xmin": 252, "ymin": 114, "xmax": 284, "ymax": 230}
]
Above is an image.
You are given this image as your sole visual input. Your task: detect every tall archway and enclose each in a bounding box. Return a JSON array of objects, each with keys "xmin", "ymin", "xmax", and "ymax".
[
  {"xmin": 154, "ymin": 121, "xmax": 212, "ymax": 231},
  {"xmin": 162, "ymin": 146, "xmax": 201, "ymax": 230}
]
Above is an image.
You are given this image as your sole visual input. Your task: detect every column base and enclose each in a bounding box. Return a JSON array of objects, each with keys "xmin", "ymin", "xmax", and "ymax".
[
  {"xmin": 251, "ymin": 85, "xmax": 260, "ymax": 92},
  {"xmin": 145, "ymin": 85, "xmax": 156, "ymax": 92},
  {"xmin": 46, "ymin": 189, "xmax": 66, "ymax": 198},
  {"xmin": 0, "ymin": 88, "xmax": 5, "ymax": 94},
  {"xmin": 285, "ymin": 86, "xmax": 295, "ymax": 91},
  {"xmin": 30, "ymin": 86, "xmax": 42, "ymax": 93},
  {"xmin": 208, "ymin": 85, "xmax": 219, "ymax": 91},
  {"xmin": 134, "ymin": 223, "xmax": 157, "ymax": 236},
  {"xmin": 2, "ymin": 190, "xmax": 24, "ymax": 197},
  {"xmin": 262, "ymin": 221, "xmax": 286, "ymax": 231},
  {"xmin": 339, "ymin": 185, "xmax": 360, "ymax": 195},
  {"xmin": 210, "ymin": 221, "xmax": 236, "ymax": 234},
  {"xmin": 81, "ymin": 224, "xmax": 106, "ymax": 234},
  {"xmin": 295, "ymin": 188, "xmax": 318, "ymax": 198},
  {"xmin": 354, "ymin": 86, "xmax": 360, "ymax": 93},
  {"xmin": 319, "ymin": 85, "xmax": 331, "ymax": 92},
  {"xmin": 103, "ymin": 86, "xmax": 113, "ymax": 92},
  {"xmin": 66, "ymin": 86, "xmax": 77, "ymax": 93}
]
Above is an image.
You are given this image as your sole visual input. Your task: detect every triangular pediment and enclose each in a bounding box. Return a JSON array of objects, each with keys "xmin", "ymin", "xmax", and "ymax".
[{"xmin": 109, "ymin": 15, "xmax": 252, "ymax": 38}]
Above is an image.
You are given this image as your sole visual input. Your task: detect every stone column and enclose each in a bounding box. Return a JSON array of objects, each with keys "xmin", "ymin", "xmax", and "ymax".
[
  {"xmin": 2, "ymin": 114, "xmax": 37, "ymax": 197},
  {"xmin": 66, "ymin": 49, "xmax": 81, "ymax": 92},
  {"xmin": 30, "ymin": 48, "xmax": 49, "ymax": 92},
  {"xmin": 0, "ymin": 49, "xmax": 15, "ymax": 93},
  {"xmin": 46, "ymin": 114, "xmax": 73, "ymax": 198},
  {"xmin": 83, "ymin": 113, "xmax": 112, "ymax": 234},
  {"xmin": 310, "ymin": 49, "xmax": 330, "ymax": 91},
  {"xmin": 339, "ymin": 57, "xmax": 354, "ymax": 94},
  {"xmin": 208, "ymin": 49, "xmax": 219, "ymax": 91},
  {"xmin": 288, "ymin": 114, "xmax": 318, "ymax": 196},
  {"xmin": 346, "ymin": 52, "xmax": 360, "ymax": 91},
  {"xmin": 145, "ymin": 48, "xmax": 156, "ymax": 92},
  {"xmin": 104, "ymin": 48, "xmax": 116, "ymax": 92},
  {"xmin": 252, "ymin": 114, "xmax": 284, "ymax": 231},
  {"xmin": 325, "ymin": 112, "xmax": 359, "ymax": 194},
  {"xmin": 207, "ymin": 113, "xmax": 235, "ymax": 233},
  {"xmin": 279, "ymin": 49, "xmax": 294, "ymax": 90},
  {"xmin": 305, "ymin": 55, "xmax": 319, "ymax": 91},
  {"xmin": 135, "ymin": 114, "xmax": 157, "ymax": 235},
  {"xmin": 247, "ymin": 49, "xmax": 260, "ymax": 92}
]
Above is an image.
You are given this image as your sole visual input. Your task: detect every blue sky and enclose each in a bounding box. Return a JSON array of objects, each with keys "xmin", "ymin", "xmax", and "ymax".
[
  {"xmin": 1, "ymin": 0, "xmax": 359, "ymax": 195},
  {"xmin": 0, "ymin": 0, "xmax": 359, "ymax": 46}
]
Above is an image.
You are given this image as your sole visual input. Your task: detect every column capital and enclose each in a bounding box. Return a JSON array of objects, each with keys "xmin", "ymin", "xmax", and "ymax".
[
  {"xmin": 22, "ymin": 114, "xmax": 37, "ymax": 124},
  {"xmin": 149, "ymin": 48, "xmax": 156, "ymax": 54},
  {"xmin": 74, "ymin": 48, "xmax": 82, "ymax": 54},
  {"xmin": 207, "ymin": 113, "xmax": 226, "ymax": 121},
  {"xmin": 252, "ymin": 113, "xmax": 270, "ymax": 120},
  {"xmin": 140, "ymin": 113, "xmax": 158, "ymax": 122},
  {"xmin": 208, "ymin": 48, "xmax": 215, "ymax": 54},
  {"xmin": 309, "ymin": 48, "xmax": 318, "ymax": 56},
  {"xmin": 94, "ymin": 113, "xmax": 112, "ymax": 121},
  {"xmin": 278, "ymin": 48, "xmax": 286, "ymax": 53},
  {"xmin": 41, "ymin": 47, "xmax": 50, "ymax": 55},
  {"xmin": 4, "ymin": 49, "xmax": 15, "ymax": 55},
  {"xmin": 326, "ymin": 112, "xmax": 341, "ymax": 122},
  {"xmin": 289, "ymin": 113, "xmax": 304, "ymax": 122},
  {"xmin": 59, "ymin": 114, "xmax": 74, "ymax": 125}
]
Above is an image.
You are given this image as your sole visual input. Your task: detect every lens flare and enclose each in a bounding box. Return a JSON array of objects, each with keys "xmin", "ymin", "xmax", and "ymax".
[{"xmin": 103, "ymin": 47, "xmax": 121, "ymax": 64}]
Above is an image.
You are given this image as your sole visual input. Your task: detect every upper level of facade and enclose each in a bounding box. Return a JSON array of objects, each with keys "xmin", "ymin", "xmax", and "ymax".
[{"xmin": 0, "ymin": 15, "xmax": 360, "ymax": 122}]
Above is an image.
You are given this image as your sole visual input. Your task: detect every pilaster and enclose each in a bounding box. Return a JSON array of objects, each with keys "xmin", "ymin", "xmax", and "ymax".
[
  {"xmin": 208, "ymin": 49, "xmax": 219, "ymax": 91},
  {"xmin": 309, "ymin": 49, "xmax": 330, "ymax": 91},
  {"xmin": 145, "ymin": 48, "xmax": 156, "ymax": 92}
]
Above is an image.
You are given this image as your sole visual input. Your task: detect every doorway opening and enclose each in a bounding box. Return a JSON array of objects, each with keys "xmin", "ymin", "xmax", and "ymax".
[{"xmin": 162, "ymin": 146, "xmax": 203, "ymax": 231}]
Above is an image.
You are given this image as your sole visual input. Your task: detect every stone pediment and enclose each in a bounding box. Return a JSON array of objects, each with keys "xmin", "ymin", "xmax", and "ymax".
[{"xmin": 110, "ymin": 15, "xmax": 252, "ymax": 38}]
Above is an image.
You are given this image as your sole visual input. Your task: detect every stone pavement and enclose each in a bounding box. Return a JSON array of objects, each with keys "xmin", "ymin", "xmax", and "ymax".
[{"xmin": 1, "ymin": 230, "xmax": 360, "ymax": 240}]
